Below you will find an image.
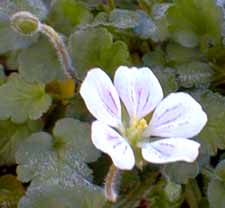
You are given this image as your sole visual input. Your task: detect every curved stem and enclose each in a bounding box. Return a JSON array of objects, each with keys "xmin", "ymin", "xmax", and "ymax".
[
  {"xmin": 104, "ymin": 164, "xmax": 122, "ymax": 202},
  {"xmin": 40, "ymin": 24, "xmax": 76, "ymax": 80}
]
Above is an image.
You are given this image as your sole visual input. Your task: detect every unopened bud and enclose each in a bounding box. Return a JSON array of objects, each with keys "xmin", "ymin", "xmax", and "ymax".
[{"xmin": 10, "ymin": 11, "xmax": 40, "ymax": 36}]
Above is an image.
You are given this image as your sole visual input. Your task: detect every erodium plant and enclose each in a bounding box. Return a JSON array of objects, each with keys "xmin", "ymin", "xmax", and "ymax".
[
  {"xmin": 1, "ymin": 1, "xmax": 225, "ymax": 207},
  {"xmin": 80, "ymin": 66, "xmax": 207, "ymax": 201}
]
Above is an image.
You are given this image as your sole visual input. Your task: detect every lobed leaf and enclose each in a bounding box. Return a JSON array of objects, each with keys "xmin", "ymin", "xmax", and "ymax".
[
  {"xmin": 167, "ymin": 0, "xmax": 223, "ymax": 49},
  {"xmin": 16, "ymin": 118, "xmax": 104, "ymax": 208},
  {"xmin": 163, "ymin": 161, "xmax": 199, "ymax": 184},
  {"xmin": 18, "ymin": 36, "xmax": 66, "ymax": 83},
  {"xmin": 175, "ymin": 61, "xmax": 213, "ymax": 88},
  {"xmin": 208, "ymin": 160, "xmax": 225, "ymax": 208},
  {"xmin": 47, "ymin": 0, "xmax": 93, "ymax": 35},
  {"xmin": 0, "ymin": 74, "xmax": 52, "ymax": 123},
  {"xmin": 69, "ymin": 27, "xmax": 130, "ymax": 79},
  {"xmin": 192, "ymin": 90, "xmax": 225, "ymax": 155},
  {"xmin": 0, "ymin": 119, "xmax": 42, "ymax": 166}
]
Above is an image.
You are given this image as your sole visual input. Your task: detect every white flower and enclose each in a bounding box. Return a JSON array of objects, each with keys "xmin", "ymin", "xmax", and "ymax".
[{"xmin": 80, "ymin": 66, "xmax": 207, "ymax": 170}]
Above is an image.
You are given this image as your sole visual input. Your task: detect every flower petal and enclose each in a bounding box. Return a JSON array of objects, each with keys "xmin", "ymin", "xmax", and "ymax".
[
  {"xmin": 114, "ymin": 66, "xmax": 163, "ymax": 120},
  {"xmin": 92, "ymin": 121, "xmax": 135, "ymax": 170},
  {"xmin": 141, "ymin": 138, "xmax": 200, "ymax": 164},
  {"xmin": 80, "ymin": 68, "xmax": 121, "ymax": 128},
  {"xmin": 145, "ymin": 92, "xmax": 207, "ymax": 138}
]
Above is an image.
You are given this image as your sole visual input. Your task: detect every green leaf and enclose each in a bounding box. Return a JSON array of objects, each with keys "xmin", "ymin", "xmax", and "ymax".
[
  {"xmin": 143, "ymin": 48, "xmax": 166, "ymax": 68},
  {"xmin": 0, "ymin": 74, "xmax": 52, "ymax": 123},
  {"xmin": 69, "ymin": 27, "xmax": 130, "ymax": 79},
  {"xmin": 163, "ymin": 161, "xmax": 199, "ymax": 184},
  {"xmin": 47, "ymin": 0, "xmax": 93, "ymax": 35},
  {"xmin": 65, "ymin": 95, "xmax": 92, "ymax": 122},
  {"xmin": 208, "ymin": 180, "xmax": 225, "ymax": 208},
  {"xmin": 166, "ymin": 43, "xmax": 204, "ymax": 65},
  {"xmin": 19, "ymin": 183, "xmax": 105, "ymax": 208},
  {"xmin": 108, "ymin": 9, "xmax": 140, "ymax": 29},
  {"xmin": 16, "ymin": 118, "xmax": 104, "ymax": 208},
  {"xmin": 0, "ymin": 175, "xmax": 25, "ymax": 208},
  {"xmin": 93, "ymin": 9, "xmax": 161, "ymax": 41},
  {"xmin": 0, "ymin": 0, "xmax": 47, "ymax": 54},
  {"xmin": 167, "ymin": 0, "xmax": 223, "ymax": 48},
  {"xmin": 0, "ymin": 119, "xmax": 42, "ymax": 166},
  {"xmin": 53, "ymin": 118, "xmax": 99, "ymax": 163},
  {"xmin": 192, "ymin": 90, "xmax": 225, "ymax": 155},
  {"xmin": 152, "ymin": 3, "xmax": 171, "ymax": 20},
  {"xmin": 18, "ymin": 36, "xmax": 66, "ymax": 83},
  {"xmin": 208, "ymin": 160, "xmax": 225, "ymax": 208},
  {"xmin": 92, "ymin": 9, "xmax": 140, "ymax": 29},
  {"xmin": 215, "ymin": 160, "xmax": 225, "ymax": 181},
  {"xmin": 151, "ymin": 67, "xmax": 178, "ymax": 96},
  {"xmin": 145, "ymin": 177, "xmax": 184, "ymax": 208},
  {"xmin": 0, "ymin": 0, "xmax": 47, "ymax": 19},
  {"xmin": 133, "ymin": 11, "xmax": 160, "ymax": 41},
  {"xmin": 175, "ymin": 61, "xmax": 213, "ymax": 88}
]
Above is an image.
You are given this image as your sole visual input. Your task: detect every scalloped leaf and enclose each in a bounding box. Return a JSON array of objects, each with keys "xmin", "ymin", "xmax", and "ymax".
[
  {"xmin": 0, "ymin": 0, "xmax": 47, "ymax": 19},
  {"xmin": 167, "ymin": 0, "xmax": 223, "ymax": 49},
  {"xmin": 151, "ymin": 67, "xmax": 178, "ymax": 96},
  {"xmin": 93, "ymin": 9, "xmax": 160, "ymax": 41},
  {"xmin": 16, "ymin": 118, "xmax": 103, "ymax": 208},
  {"xmin": 208, "ymin": 160, "xmax": 225, "ymax": 208},
  {"xmin": 93, "ymin": 9, "xmax": 140, "ymax": 29},
  {"xmin": 0, "ymin": 175, "xmax": 25, "ymax": 208},
  {"xmin": 141, "ymin": 63, "xmax": 178, "ymax": 96},
  {"xmin": 0, "ymin": 119, "xmax": 42, "ymax": 166},
  {"xmin": 133, "ymin": 11, "xmax": 160, "ymax": 41},
  {"xmin": 143, "ymin": 48, "xmax": 166, "ymax": 68},
  {"xmin": 208, "ymin": 180, "xmax": 225, "ymax": 208},
  {"xmin": 19, "ymin": 183, "xmax": 105, "ymax": 208},
  {"xmin": 146, "ymin": 178, "xmax": 183, "ymax": 208},
  {"xmin": 192, "ymin": 90, "xmax": 225, "ymax": 155},
  {"xmin": 107, "ymin": 9, "xmax": 140, "ymax": 29},
  {"xmin": 166, "ymin": 43, "xmax": 204, "ymax": 65},
  {"xmin": 65, "ymin": 95, "xmax": 93, "ymax": 122},
  {"xmin": 68, "ymin": 27, "xmax": 130, "ymax": 79},
  {"xmin": 163, "ymin": 161, "xmax": 199, "ymax": 184},
  {"xmin": 18, "ymin": 36, "xmax": 66, "ymax": 83},
  {"xmin": 175, "ymin": 61, "xmax": 213, "ymax": 88},
  {"xmin": 215, "ymin": 160, "xmax": 225, "ymax": 180},
  {"xmin": 0, "ymin": 74, "xmax": 52, "ymax": 123},
  {"xmin": 47, "ymin": 0, "xmax": 93, "ymax": 35}
]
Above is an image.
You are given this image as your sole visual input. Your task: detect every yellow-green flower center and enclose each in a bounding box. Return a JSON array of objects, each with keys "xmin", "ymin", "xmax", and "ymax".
[{"xmin": 126, "ymin": 118, "xmax": 147, "ymax": 145}]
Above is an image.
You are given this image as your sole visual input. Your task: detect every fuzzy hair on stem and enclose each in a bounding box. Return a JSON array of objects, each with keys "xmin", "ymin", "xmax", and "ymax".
[{"xmin": 104, "ymin": 164, "xmax": 122, "ymax": 202}]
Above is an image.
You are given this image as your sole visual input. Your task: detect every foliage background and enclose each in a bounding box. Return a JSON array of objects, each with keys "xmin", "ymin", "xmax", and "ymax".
[{"xmin": 1, "ymin": 0, "xmax": 225, "ymax": 207}]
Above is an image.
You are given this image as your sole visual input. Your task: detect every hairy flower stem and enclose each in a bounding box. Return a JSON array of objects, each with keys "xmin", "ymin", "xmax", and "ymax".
[
  {"xmin": 105, "ymin": 164, "xmax": 122, "ymax": 202},
  {"xmin": 10, "ymin": 11, "xmax": 79, "ymax": 83},
  {"xmin": 40, "ymin": 24, "xmax": 76, "ymax": 80}
]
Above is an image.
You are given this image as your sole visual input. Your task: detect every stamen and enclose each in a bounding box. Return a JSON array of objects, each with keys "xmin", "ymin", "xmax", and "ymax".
[{"xmin": 137, "ymin": 119, "xmax": 147, "ymax": 130}]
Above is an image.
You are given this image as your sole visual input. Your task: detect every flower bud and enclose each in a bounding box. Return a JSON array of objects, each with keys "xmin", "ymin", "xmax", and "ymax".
[{"xmin": 10, "ymin": 11, "xmax": 40, "ymax": 36}]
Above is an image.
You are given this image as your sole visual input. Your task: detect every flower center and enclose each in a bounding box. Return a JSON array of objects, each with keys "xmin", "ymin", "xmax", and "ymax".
[{"xmin": 126, "ymin": 118, "xmax": 148, "ymax": 145}]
